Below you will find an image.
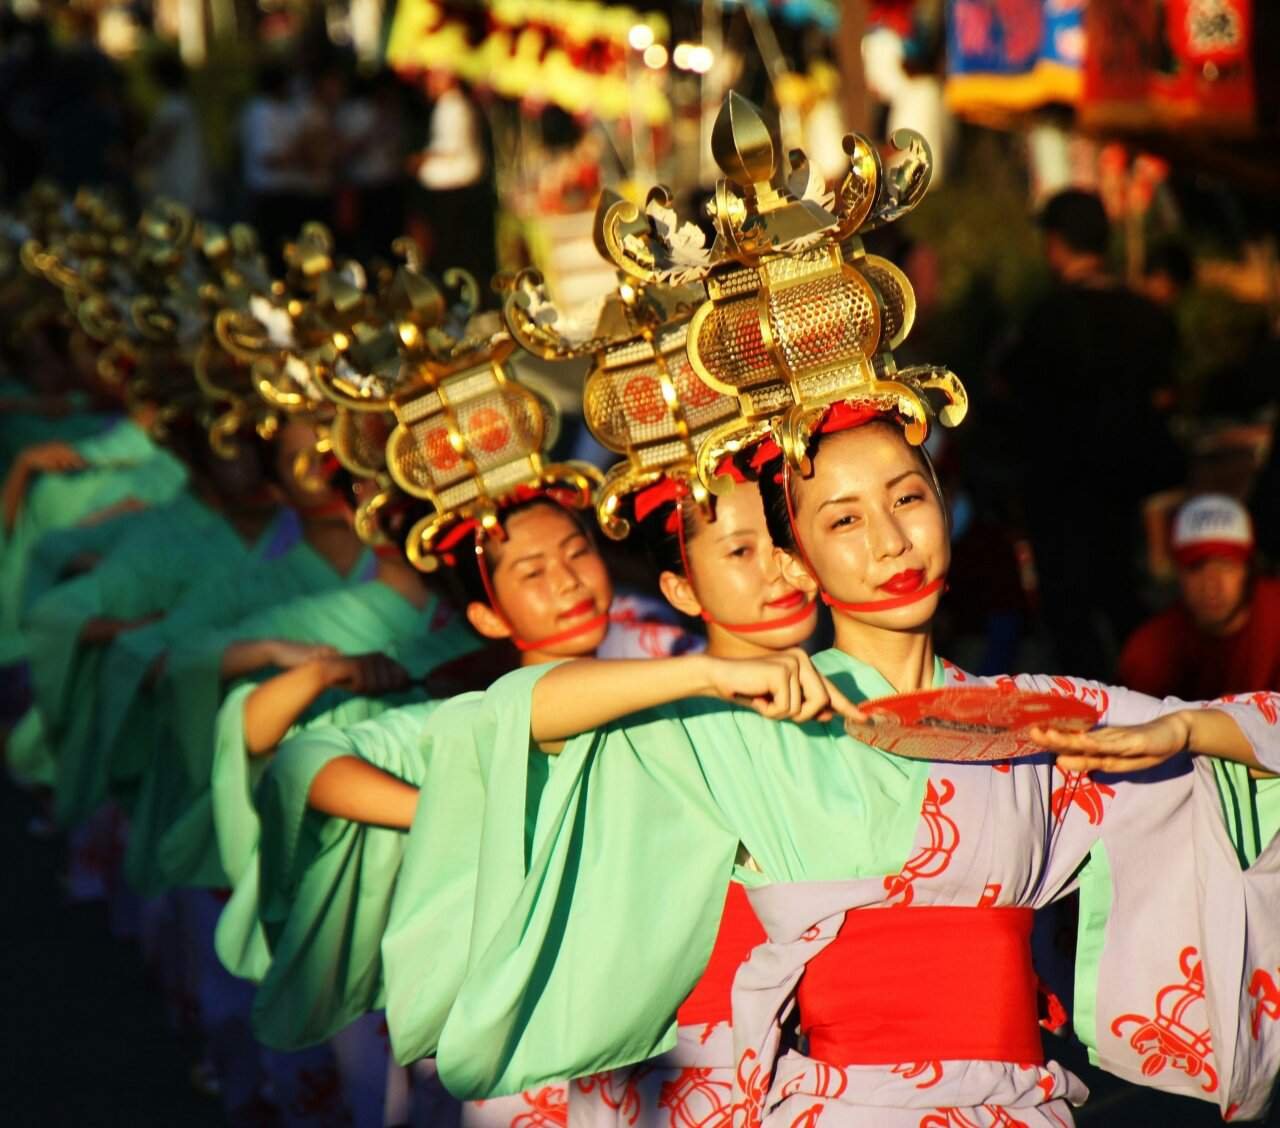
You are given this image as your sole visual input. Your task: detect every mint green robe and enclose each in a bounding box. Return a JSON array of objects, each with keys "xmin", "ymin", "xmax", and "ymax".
[
  {"xmin": 72, "ymin": 536, "xmax": 374, "ymax": 826},
  {"xmin": 14, "ymin": 493, "xmax": 267, "ymax": 794},
  {"xmin": 125, "ymin": 583, "xmax": 463, "ymax": 897},
  {"xmin": 375, "ymin": 654, "xmax": 1280, "ymax": 1123},
  {"xmin": 0, "ymin": 419, "xmax": 186, "ymax": 660}
]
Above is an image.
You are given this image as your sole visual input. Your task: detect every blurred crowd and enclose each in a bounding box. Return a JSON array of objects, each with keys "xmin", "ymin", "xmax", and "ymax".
[{"xmin": 0, "ymin": 14, "xmax": 497, "ymax": 285}]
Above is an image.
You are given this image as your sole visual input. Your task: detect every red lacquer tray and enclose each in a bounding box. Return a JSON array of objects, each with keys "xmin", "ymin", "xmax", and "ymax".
[{"xmin": 845, "ymin": 687, "xmax": 1100, "ymax": 762}]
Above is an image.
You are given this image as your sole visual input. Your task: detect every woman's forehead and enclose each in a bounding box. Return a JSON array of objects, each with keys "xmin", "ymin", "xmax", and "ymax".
[
  {"xmin": 805, "ymin": 426, "xmax": 921, "ymax": 492},
  {"xmin": 493, "ymin": 504, "xmax": 583, "ymax": 558},
  {"xmin": 706, "ymin": 481, "xmax": 765, "ymax": 532}
]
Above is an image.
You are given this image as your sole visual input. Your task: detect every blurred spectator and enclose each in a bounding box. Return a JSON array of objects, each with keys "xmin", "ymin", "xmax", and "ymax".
[
  {"xmin": 335, "ymin": 68, "xmax": 407, "ymax": 260},
  {"xmin": 0, "ymin": 16, "xmax": 56, "ymax": 200},
  {"xmin": 1119, "ymin": 495, "xmax": 1280, "ymax": 699},
  {"xmin": 409, "ymin": 72, "xmax": 495, "ymax": 294},
  {"xmin": 1001, "ymin": 189, "xmax": 1183, "ymax": 679},
  {"xmin": 137, "ymin": 53, "xmax": 212, "ymax": 215},
  {"xmin": 43, "ymin": 12, "xmax": 130, "ymax": 196},
  {"xmin": 241, "ymin": 62, "xmax": 334, "ymax": 261},
  {"xmin": 1141, "ymin": 239, "xmax": 1194, "ymax": 309}
]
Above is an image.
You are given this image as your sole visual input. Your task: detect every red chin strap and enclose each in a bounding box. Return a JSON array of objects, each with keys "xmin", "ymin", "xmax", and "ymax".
[{"xmin": 634, "ymin": 470, "xmax": 819, "ymax": 639}]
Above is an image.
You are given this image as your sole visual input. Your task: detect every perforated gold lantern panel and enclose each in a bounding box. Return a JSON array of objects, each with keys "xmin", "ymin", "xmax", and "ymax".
[
  {"xmin": 387, "ymin": 362, "xmax": 546, "ymax": 513},
  {"xmin": 331, "ymin": 407, "xmax": 394, "ymax": 478},
  {"xmin": 584, "ymin": 322, "xmax": 738, "ymax": 472},
  {"xmin": 689, "ymin": 244, "xmax": 884, "ymax": 413}
]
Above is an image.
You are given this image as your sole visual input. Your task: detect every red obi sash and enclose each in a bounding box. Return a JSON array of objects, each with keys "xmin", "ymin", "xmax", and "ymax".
[
  {"xmin": 796, "ymin": 907, "xmax": 1043, "ymax": 1065},
  {"xmin": 677, "ymin": 883, "xmax": 767, "ymax": 1027}
]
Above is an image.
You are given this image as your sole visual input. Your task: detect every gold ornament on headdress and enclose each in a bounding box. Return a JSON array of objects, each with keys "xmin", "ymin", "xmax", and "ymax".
[
  {"xmin": 505, "ymin": 196, "xmax": 737, "ymax": 538},
  {"xmin": 211, "ymin": 222, "xmax": 366, "ymax": 417},
  {"xmin": 311, "ymin": 247, "xmax": 483, "ymax": 544},
  {"xmin": 596, "ymin": 92, "xmax": 967, "ymax": 491},
  {"xmin": 190, "ymin": 222, "xmax": 282, "ymax": 455},
  {"xmin": 383, "ymin": 313, "xmax": 600, "ymax": 572}
]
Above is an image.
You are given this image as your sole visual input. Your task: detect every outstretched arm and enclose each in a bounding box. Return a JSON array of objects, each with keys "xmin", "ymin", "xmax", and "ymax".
[
  {"xmin": 1032, "ymin": 708, "xmax": 1264, "ymax": 774},
  {"xmin": 307, "ymin": 756, "xmax": 420, "ymax": 828},
  {"xmin": 530, "ymin": 651, "xmax": 862, "ymax": 744},
  {"xmin": 2, "ymin": 441, "xmax": 88, "ymax": 528},
  {"xmin": 243, "ymin": 653, "xmax": 411, "ymax": 755},
  {"xmin": 219, "ymin": 638, "xmax": 339, "ymax": 680}
]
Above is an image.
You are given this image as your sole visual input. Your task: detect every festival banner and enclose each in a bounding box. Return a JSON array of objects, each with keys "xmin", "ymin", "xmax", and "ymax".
[
  {"xmin": 1081, "ymin": 0, "xmax": 1255, "ymax": 131},
  {"xmin": 944, "ymin": 0, "xmax": 1085, "ymax": 118}
]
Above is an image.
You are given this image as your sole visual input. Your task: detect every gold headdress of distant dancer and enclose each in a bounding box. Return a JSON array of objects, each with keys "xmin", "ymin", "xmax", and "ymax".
[
  {"xmin": 211, "ymin": 222, "xmax": 370, "ymax": 418},
  {"xmin": 190, "ymin": 221, "xmax": 282, "ymax": 455},
  {"xmin": 310, "ymin": 246, "xmax": 483, "ymax": 545},
  {"xmin": 595, "ymin": 92, "xmax": 967, "ymax": 490},
  {"xmin": 58, "ymin": 199, "xmax": 209, "ymax": 429},
  {"xmin": 383, "ymin": 300, "xmax": 600, "ymax": 572},
  {"xmin": 505, "ymin": 194, "xmax": 739, "ymax": 538}
]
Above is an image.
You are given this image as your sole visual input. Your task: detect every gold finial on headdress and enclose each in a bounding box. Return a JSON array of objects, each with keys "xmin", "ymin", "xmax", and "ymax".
[
  {"xmin": 505, "ymin": 195, "xmax": 736, "ymax": 537},
  {"xmin": 595, "ymin": 93, "xmax": 966, "ymax": 491}
]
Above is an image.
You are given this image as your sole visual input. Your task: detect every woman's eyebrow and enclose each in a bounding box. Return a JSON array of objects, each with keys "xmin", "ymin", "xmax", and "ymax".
[
  {"xmin": 818, "ymin": 492, "xmax": 860, "ymax": 511},
  {"xmin": 816, "ymin": 469, "xmax": 923, "ymax": 510},
  {"xmin": 503, "ymin": 548, "xmax": 548, "ymax": 570},
  {"xmin": 885, "ymin": 469, "xmax": 924, "ymax": 488}
]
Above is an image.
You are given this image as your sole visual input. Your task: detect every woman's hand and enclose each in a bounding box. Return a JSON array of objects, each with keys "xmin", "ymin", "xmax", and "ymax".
[
  {"xmin": 22, "ymin": 441, "xmax": 87, "ymax": 473},
  {"xmin": 704, "ymin": 649, "xmax": 865, "ymax": 725},
  {"xmin": 1030, "ymin": 713, "xmax": 1192, "ymax": 774},
  {"xmin": 318, "ymin": 652, "xmax": 412, "ymax": 697}
]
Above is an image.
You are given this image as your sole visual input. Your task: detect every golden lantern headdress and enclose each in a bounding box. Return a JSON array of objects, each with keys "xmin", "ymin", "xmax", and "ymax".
[
  {"xmin": 189, "ymin": 221, "xmax": 282, "ymax": 455},
  {"xmin": 504, "ymin": 197, "xmax": 735, "ymax": 539},
  {"xmin": 382, "ymin": 301, "xmax": 600, "ymax": 577},
  {"xmin": 595, "ymin": 92, "xmax": 967, "ymax": 493},
  {"xmin": 60, "ymin": 199, "xmax": 209, "ymax": 430},
  {"xmin": 309, "ymin": 248, "xmax": 481, "ymax": 547},
  {"xmin": 211, "ymin": 222, "xmax": 368, "ymax": 421}
]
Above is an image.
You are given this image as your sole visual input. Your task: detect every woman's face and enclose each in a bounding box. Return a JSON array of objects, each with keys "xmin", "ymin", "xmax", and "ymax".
[
  {"xmin": 275, "ymin": 420, "xmax": 342, "ymax": 514},
  {"xmin": 479, "ymin": 504, "xmax": 613, "ymax": 655},
  {"xmin": 783, "ymin": 424, "xmax": 949, "ymax": 631},
  {"xmin": 670, "ymin": 481, "xmax": 815, "ymax": 650}
]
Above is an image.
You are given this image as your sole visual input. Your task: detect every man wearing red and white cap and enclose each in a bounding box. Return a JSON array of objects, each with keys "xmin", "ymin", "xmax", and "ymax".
[{"xmin": 1119, "ymin": 494, "xmax": 1280, "ymax": 700}]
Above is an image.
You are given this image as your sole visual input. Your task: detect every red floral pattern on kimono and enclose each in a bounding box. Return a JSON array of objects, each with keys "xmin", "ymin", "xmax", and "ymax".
[{"xmin": 719, "ymin": 670, "xmax": 1280, "ymax": 1125}]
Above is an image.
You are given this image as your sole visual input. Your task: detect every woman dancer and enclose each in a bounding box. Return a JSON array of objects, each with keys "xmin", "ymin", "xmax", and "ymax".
[{"xmin": 410, "ymin": 99, "xmax": 1280, "ymax": 1125}]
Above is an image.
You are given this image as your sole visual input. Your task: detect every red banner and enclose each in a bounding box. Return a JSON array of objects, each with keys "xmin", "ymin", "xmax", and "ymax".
[{"xmin": 1082, "ymin": 0, "xmax": 1255, "ymax": 131}]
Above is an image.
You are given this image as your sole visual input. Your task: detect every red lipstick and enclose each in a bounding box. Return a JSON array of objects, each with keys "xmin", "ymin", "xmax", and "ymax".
[
  {"xmin": 879, "ymin": 569, "xmax": 925, "ymax": 596},
  {"xmin": 765, "ymin": 590, "xmax": 807, "ymax": 611},
  {"xmin": 558, "ymin": 598, "xmax": 597, "ymax": 622}
]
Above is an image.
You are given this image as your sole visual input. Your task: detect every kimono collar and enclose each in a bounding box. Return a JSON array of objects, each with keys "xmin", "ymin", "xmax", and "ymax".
[{"xmin": 812, "ymin": 648, "xmax": 946, "ymax": 703}]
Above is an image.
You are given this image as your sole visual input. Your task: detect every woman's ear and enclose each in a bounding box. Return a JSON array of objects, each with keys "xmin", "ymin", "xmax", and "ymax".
[
  {"xmin": 776, "ymin": 547, "xmax": 818, "ymax": 594},
  {"xmin": 658, "ymin": 569, "xmax": 703, "ymax": 619},
  {"xmin": 465, "ymin": 600, "xmax": 512, "ymax": 640}
]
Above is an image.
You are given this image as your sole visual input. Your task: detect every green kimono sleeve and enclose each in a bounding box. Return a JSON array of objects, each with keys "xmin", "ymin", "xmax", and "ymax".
[
  {"xmin": 92, "ymin": 538, "xmax": 369, "ymax": 821},
  {"xmin": 246, "ymin": 700, "xmax": 444, "ymax": 1048},
  {"xmin": 45, "ymin": 501, "xmax": 275, "ymax": 827},
  {"xmin": 127, "ymin": 585, "xmax": 471, "ymax": 895},
  {"xmin": 382, "ymin": 665, "xmax": 738, "ymax": 1096},
  {"xmin": 212, "ymin": 683, "xmax": 408, "ymax": 980},
  {"xmin": 0, "ymin": 420, "xmax": 183, "ymax": 641}
]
